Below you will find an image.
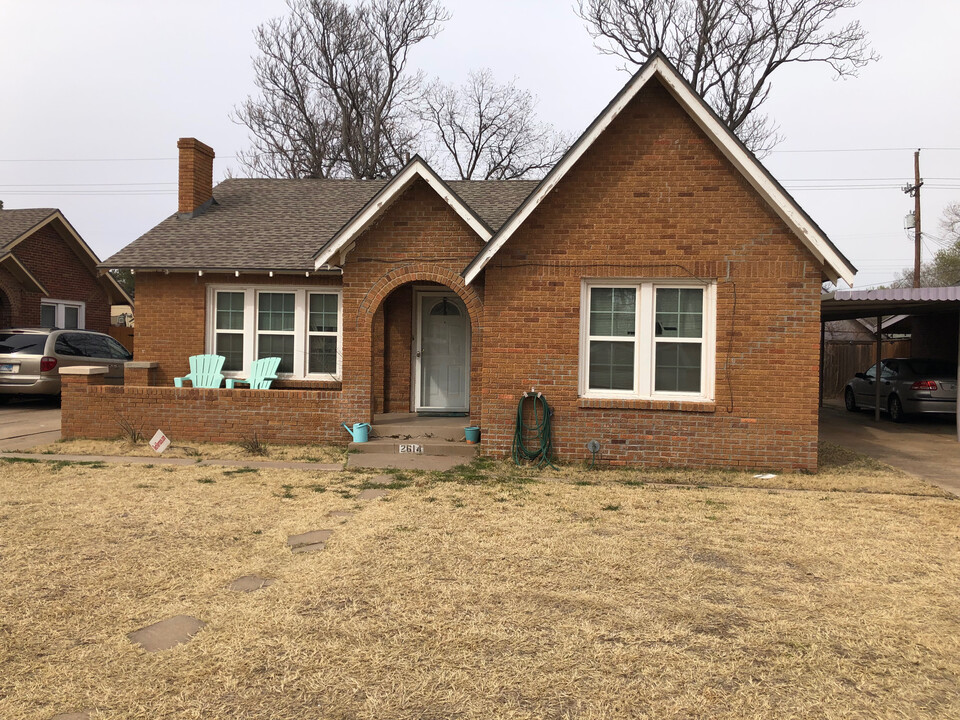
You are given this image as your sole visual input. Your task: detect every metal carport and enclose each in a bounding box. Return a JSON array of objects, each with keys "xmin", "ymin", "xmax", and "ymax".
[{"xmin": 821, "ymin": 286, "xmax": 960, "ymax": 441}]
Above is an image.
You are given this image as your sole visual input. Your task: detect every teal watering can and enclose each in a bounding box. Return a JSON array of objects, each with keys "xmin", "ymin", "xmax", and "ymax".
[{"xmin": 342, "ymin": 422, "xmax": 370, "ymax": 443}]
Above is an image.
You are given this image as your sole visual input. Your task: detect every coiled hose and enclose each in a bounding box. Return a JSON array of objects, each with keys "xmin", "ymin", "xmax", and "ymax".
[{"xmin": 511, "ymin": 392, "xmax": 556, "ymax": 469}]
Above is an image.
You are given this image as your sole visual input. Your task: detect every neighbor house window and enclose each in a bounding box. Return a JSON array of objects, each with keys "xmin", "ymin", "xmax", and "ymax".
[
  {"xmin": 41, "ymin": 299, "xmax": 85, "ymax": 329},
  {"xmin": 206, "ymin": 286, "xmax": 341, "ymax": 381},
  {"xmin": 580, "ymin": 280, "xmax": 715, "ymax": 401}
]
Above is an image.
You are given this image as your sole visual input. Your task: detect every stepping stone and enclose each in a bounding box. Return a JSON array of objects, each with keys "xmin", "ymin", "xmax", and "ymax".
[
  {"xmin": 358, "ymin": 488, "xmax": 389, "ymax": 500},
  {"xmin": 326, "ymin": 510, "xmax": 354, "ymax": 519},
  {"xmin": 129, "ymin": 615, "xmax": 205, "ymax": 652},
  {"xmin": 229, "ymin": 575, "xmax": 275, "ymax": 592},
  {"xmin": 51, "ymin": 712, "xmax": 92, "ymax": 720},
  {"xmin": 367, "ymin": 474, "xmax": 394, "ymax": 486},
  {"xmin": 287, "ymin": 529, "xmax": 333, "ymax": 553}
]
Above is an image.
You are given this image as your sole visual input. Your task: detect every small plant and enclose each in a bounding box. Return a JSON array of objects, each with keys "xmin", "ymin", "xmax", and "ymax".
[
  {"xmin": 308, "ymin": 484, "xmax": 327, "ymax": 493},
  {"xmin": 197, "ymin": 477, "xmax": 216, "ymax": 484},
  {"xmin": 238, "ymin": 433, "xmax": 269, "ymax": 457},
  {"xmin": 278, "ymin": 484, "xmax": 295, "ymax": 499},
  {"xmin": 116, "ymin": 414, "xmax": 144, "ymax": 444},
  {"xmin": 180, "ymin": 446, "xmax": 202, "ymax": 458},
  {"xmin": 602, "ymin": 504, "xmax": 621, "ymax": 511}
]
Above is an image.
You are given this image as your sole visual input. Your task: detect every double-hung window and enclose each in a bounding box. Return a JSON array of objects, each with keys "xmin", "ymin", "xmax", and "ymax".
[
  {"xmin": 207, "ymin": 286, "xmax": 341, "ymax": 381},
  {"xmin": 580, "ymin": 280, "xmax": 715, "ymax": 401}
]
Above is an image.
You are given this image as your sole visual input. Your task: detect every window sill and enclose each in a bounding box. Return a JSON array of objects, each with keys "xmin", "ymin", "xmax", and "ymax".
[{"xmin": 578, "ymin": 397, "xmax": 716, "ymax": 413}]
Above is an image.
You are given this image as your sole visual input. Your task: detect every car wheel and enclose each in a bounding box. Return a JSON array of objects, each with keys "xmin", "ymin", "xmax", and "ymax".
[
  {"xmin": 888, "ymin": 394, "xmax": 906, "ymax": 423},
  {"xmin": 844, "ymin": 387, "xmax": 858, "ymax": 412}
]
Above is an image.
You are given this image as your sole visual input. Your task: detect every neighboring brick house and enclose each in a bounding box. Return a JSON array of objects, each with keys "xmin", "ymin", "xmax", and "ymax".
[
  {"xmin": 0, "ymin": 207, "xmax": 130, "ymax": 331},
  {"xmin": 93, "ymin": 54, "xmax": 856, "ymax": 470}
]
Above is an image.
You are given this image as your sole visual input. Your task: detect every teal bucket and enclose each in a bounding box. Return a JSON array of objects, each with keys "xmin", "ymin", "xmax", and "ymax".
[{"xmin": 465, "ymin": 426, "xmax": 480, "ymax": 444}]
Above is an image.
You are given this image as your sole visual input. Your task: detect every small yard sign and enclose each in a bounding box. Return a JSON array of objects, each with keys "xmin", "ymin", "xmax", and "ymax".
[{"xmin": 150, "ymin": 430, "xmax": 171, "ymax": 454}]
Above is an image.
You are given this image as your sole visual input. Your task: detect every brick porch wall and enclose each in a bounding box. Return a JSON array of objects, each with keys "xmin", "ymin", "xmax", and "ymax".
[
  {"xmin": 479, "ymin": 79, "xmax": 823, "ymax": 471},
  {"xmin": 61, "ymin": 375, "xmax": 343, "ymax": 445}
]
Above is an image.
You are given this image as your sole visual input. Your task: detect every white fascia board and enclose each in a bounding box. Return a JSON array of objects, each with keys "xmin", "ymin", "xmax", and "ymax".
[
  {"xmin": 464, "ymin": 57, "xmax": 856, "ymax": 287},
  {"xmin": 314, "ymin": 159, "xmax": 492, "ymax": 270}
]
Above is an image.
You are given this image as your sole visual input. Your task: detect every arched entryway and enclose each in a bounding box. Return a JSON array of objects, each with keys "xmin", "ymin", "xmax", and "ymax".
[{"xmin": 372, "ymin": 281, "xmax": 473, "ymax": 414}]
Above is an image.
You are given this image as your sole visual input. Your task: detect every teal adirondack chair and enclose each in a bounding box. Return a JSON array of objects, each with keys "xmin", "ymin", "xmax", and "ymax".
[
  {"xmin": 174, "ymin": 354, "xmax": 225, "ymax": 388},
  {"xmin": 225, "ymin": 356, "xmax": 282, "ymax": 390}
]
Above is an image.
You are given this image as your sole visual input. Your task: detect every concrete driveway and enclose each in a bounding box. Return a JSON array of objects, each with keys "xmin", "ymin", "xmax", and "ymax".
[
  {"xmin": 0, "ymin": 398, "xmax": 61, "ymax": 451},
  {"xmin": 820, "ymin": 402, "xmax": 960, "ymax": 496}
]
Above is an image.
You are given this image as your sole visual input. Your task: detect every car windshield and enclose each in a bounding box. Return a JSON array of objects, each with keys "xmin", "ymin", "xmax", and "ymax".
[
  {"xmin": 904, "ymin": 359, "xmax": 957, "ymax": 378},
  {"xmin": 0, "ymin": 333, "xmax": 47, "ymax": 355}
]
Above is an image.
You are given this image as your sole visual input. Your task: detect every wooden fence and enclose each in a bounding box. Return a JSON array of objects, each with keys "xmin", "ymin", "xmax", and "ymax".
[{"xmin": 821, "ymin": 339, "xmax": 912, "ymax": 399}]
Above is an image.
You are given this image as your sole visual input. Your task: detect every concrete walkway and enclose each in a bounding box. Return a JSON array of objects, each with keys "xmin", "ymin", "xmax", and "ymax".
[
  {"xmin": 820, "ymin": 403, "xmax": 960, "ymax": 496},
  {"xmin": 1, "ymin": 451, "xmax": 342, "ymax": 472}
]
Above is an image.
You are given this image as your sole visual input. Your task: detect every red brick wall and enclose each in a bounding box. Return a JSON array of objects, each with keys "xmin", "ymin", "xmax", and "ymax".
[
  {"xmin": 61, "ymin": 378, "xmax": 343, "ymax": 445},
  {"xmin": 7, "ymin": 223, "xmax": 111, "ymax": 332},
  {"xmin": 479, "ymin": 79, "xmax": 823, "ymax": 471},
  {"xmin": 384, "ymin": 285, "xmax": 414, "ymax": 412}
]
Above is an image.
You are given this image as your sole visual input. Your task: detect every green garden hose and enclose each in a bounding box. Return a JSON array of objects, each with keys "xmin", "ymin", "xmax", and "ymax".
[{"xmin": 511, "ymin": 392, "xmax": 556, "ymax": 469}]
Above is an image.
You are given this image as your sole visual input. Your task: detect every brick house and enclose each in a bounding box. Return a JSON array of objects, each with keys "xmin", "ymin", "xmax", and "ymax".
[
  {"xmin": 0, "ymin": 207, "xmax": 130, "ymax": 331},
  {"xmin": 87, "ymin": 54, "xmax": 855, "ymax": 471}
]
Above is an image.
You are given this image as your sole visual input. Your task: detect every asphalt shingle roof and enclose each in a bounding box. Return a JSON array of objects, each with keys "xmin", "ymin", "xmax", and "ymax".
[
  {"xmin": 0, "ymin": 208, "xmax": 57, "ymax": 251},
  {"xmin": 103, "ymin": 178, "xmax": 538, "ymax": 271}
]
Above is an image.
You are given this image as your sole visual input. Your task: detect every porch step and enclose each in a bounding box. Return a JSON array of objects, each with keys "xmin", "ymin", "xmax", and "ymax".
[
  {"xmin": 346, "ymin": 453, "xmax": 470, "ymax": 471},
  {"xmin": 348, "ymin": 439, "xmax": 478, "ymax": 457}
]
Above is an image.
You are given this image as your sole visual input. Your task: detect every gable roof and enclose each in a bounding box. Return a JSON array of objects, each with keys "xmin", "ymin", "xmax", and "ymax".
[
  {"xmin": 313, "ymin": 156, "xmax": 494, "ymax": 269},
  {"xmin": 104, "ymin": 176, "xmax": 537, "ymax": 273},
  {"xmin": 0, "ymin": 208, "xmax": 132, "ymax": 305},
  {"xmin": 462, "ymin": 52, "xmax": 857, "ymax": 287}
]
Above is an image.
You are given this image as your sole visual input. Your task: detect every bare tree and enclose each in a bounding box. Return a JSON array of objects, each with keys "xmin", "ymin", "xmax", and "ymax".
[
  {"xmin": 576, "ymin": 0, "xmax": 877, "ymax": 154},
  {"xmin": 236, "ymin": 0, "xmax": 448, "ymax": 179},
  {"xmin": 421, "ymin": 69, "xmax": 570, "ymax": 180}
]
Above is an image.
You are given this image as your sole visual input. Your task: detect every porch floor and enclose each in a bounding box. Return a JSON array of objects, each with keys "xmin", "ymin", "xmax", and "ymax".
[{"xmin": 370, "ymin": 412, "xmax": 470, "ymax": 442}]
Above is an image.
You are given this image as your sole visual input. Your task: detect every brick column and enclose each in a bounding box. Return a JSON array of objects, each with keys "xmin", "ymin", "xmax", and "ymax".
[{"xmin": 124, "ymin": 361, "xmax": 159, "ymax": 387}]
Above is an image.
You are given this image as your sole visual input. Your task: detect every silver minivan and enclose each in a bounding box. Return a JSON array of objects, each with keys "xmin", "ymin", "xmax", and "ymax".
[{"xmin": 0, "ymin": 328, "xmax": 133, "ymax": 399}]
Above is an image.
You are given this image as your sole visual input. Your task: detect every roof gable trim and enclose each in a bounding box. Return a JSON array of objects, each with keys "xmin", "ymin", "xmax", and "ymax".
[
  {"xmin": 313, "ymin": 157, "xmax": 493, "ymax": 270},
  {"xmin": 5, "ymin": 210, "xmax": 133, "ymax": 306},
  {"xmin": 0, "ymin": 252, "xmax": 49, "ymax": 295},
  {"xmin": 462, "ymin": 54, "xmax": 856, "ymax": 287}
]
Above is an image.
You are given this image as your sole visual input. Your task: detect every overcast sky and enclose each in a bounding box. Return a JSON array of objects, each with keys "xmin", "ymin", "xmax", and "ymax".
[{"xmin": 2, "ymin": 0, "xmax": 959, "ymax": 289}]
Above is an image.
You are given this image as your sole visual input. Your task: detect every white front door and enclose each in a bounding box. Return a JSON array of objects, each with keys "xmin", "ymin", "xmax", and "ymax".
[{"xmin": 414, "ymin": 292, "xmax": 470, "ymax": 412}]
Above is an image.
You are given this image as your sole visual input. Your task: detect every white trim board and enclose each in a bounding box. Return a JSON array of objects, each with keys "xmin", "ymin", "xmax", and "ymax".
[
  {"xmin": 314, "ymin": 156, "xmax": 492, "ymax": 270},
  {"xmin": 462, "ymin": 54, "xmax": 856, "ymax": 287}
]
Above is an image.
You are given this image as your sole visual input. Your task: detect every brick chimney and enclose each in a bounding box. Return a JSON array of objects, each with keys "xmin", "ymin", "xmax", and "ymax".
[{"xmin": 177, "ymin": 138, "xmax": 215, "ymax": 216}]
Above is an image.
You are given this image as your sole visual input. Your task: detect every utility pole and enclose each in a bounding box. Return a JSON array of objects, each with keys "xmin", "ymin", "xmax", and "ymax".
[{"xmin": 902, "ymin": 149, "xmax": 923, "ymax": 288}]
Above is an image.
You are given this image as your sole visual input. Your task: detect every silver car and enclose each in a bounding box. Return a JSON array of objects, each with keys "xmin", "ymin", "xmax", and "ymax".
[
  {"xmin": 844, "ymin": 357, "xmax": 958, "ymax": 422},
  {"xmin": 0, "ymin": 328, "xmax": 132, "ymax": 400}
]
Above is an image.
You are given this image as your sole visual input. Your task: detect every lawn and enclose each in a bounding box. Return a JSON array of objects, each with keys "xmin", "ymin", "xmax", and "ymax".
[{"xmin": 1, "ymin": 454, "xmax": 958, "ymax": 719}]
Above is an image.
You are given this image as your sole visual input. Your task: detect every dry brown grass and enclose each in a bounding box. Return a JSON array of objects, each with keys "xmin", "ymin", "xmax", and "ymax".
[
  {"xmin": 1, "ymin": 456, "xmax": 958, "ymax": 719},
  {"xmin": 432, "ymin": 442, "xmax": 949, "ymax": 498},
  {"xmin": 32, "ymin": 437, "xmax": 346, "ymax": 463}
]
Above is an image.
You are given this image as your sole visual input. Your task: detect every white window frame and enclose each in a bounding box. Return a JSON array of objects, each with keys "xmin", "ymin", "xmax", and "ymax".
[
  {"xmin": 205, "ymin": 285, "xmax": 342, "ymax": 382},
  {"xmin": 41, "ymin": 298, "xmax": 85, "ymax": 329},
  {"xmin": 579, "ymin": 279, "xmax": 716, "ymax": 402}
]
